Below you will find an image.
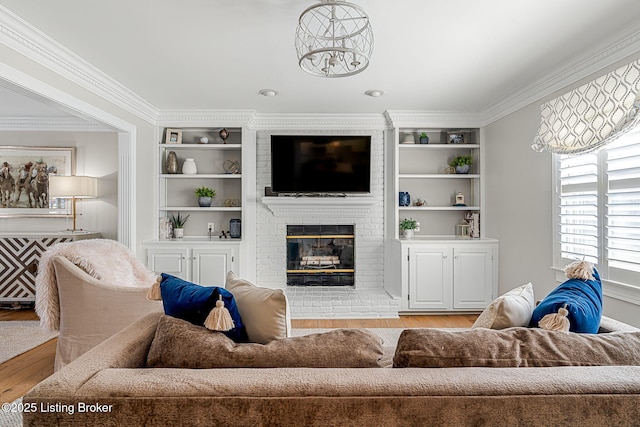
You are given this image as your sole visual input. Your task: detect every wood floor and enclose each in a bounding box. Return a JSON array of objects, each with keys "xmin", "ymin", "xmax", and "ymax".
[{"xmin": 0, "ymin": 308, "xmax": 477, "ymax": 404}]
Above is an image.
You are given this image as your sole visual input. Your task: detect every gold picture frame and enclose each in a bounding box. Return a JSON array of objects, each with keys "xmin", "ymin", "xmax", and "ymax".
[{"xmin": 0, "ymin": 146, "xmax": 75, "ymax": 217}]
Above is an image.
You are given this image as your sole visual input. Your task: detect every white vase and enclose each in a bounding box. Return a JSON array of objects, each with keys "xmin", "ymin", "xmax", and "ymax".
[
  {"xmin": 173, "ymin": 228, "xmax": 184, "ymax": 238},
  {"xmin": 403, "ymin": 229, "xmax": 414, "ymax": 239},
  {"xmin": 182, "ymin": 158, "xmax": 197, "ymax": 175}
]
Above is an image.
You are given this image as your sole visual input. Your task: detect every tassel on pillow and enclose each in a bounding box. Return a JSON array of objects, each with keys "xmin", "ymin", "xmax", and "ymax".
[
  {"xmin": 204, "ymin": 295, "xmax": 235, "ymax": 332},
  {"xmin": 539, "ymin": 304, "xmax": 570, "ymax": 333},
  {"xmin": 564, "ymin": 260, "xmax": 595, "ymax": 281},
  {"xmin": 146, "ymin": 277, "xmax": 163, "ymax": 301}
]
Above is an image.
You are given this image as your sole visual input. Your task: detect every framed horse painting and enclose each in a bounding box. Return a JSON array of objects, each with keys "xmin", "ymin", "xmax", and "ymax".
[{"xmin": 0, "ymin": 146, "xmax": 75, "ymax": 217}]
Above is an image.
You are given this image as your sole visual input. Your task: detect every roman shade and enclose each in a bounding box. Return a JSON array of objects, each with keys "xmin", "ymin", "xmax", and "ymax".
[{"xmin": 532, "ymin": 59, "xmax": 640, "ymax": 154}]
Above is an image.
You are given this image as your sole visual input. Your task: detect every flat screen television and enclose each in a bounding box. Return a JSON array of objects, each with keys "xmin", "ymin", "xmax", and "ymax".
[{"xmin": 271, "ymin": 135, "xmax": 371, "ymax": 194}]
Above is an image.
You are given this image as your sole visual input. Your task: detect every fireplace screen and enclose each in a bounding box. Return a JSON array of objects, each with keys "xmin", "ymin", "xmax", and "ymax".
[{"xmin": 286, "ymin": 225, "xmax": 355, "ymax": 286}]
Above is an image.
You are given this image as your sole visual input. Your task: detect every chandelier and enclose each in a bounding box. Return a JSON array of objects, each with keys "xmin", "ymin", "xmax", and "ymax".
[{"xmin": 295, "ymin": 0, "xmax": 373, "ymax": 78}]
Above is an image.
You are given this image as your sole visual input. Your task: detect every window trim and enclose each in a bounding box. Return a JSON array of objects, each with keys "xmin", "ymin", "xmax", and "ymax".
[{"xmin": 552, "ymin": 145, "xmax": 640, "ymax": 305}]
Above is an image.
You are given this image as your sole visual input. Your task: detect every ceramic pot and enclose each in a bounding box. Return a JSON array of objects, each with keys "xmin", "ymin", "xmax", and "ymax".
[
  {"xmin": 456, "ymin": 164, "xmax": 470, "ymax": 174},
  {"xmin": 419, "ymin": 136, "xmax": 429, "ymax": 144},
  {"xmin": 198, "ymin": 196, "xmax": 212, "ymax": 207},
  {"xmin": 182, "ymin": 158, "xmax": 197, "ymax": 175},
  {"xmin": 166, "ymin": 151, "xmax": 178, "ymax": 174},
  {"xmin": 403, "ymin": 229, "xmax": 414, "ymax": 239},
  {"xmin": 173, "ymin": 228, "xmax": 184, "ymax": 238}
]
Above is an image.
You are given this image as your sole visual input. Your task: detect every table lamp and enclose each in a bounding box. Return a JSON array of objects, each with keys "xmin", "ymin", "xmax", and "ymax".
[{"xmin": 49, "ymin": 175, "xmax": 98, "ymax": 232}]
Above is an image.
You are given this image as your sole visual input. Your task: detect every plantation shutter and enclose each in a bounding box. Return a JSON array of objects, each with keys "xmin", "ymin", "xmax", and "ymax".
[
  {"xmin": 558, "ymin": 153, "xmax": 599, "ymax": 263},
  {"xmin": 606, "ymin": 133, "xmax": 640, "ymax": 282},
  {"xmin": 532, "ymin": 59, "xmax": 640, "ymax": 154}
]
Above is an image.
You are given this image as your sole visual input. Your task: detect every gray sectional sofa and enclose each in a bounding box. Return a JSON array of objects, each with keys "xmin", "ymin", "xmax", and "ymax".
[{"xmin": 23, "ymin": 312, "xmax": 640, "ymax": 426}]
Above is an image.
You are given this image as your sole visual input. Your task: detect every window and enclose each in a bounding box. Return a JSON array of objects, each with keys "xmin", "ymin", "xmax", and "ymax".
[{"xmin": 554, "ymin": 128, "xmax": 640, "ymax": 292}]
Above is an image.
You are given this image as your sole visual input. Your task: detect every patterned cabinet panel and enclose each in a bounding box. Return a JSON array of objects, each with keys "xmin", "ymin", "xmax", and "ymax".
[{"xmin": 0, "ymin": 232, "xmax": 101, "ymax": 304}]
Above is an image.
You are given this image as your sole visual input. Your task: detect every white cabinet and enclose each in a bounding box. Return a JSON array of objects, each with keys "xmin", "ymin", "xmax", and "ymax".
[
  {"xmin": 402, "ymin": 240, "xmax": 497, "ymax": 312},
  {"xmin": 146, "ymin": 241, "xmax": 237, "ymax": 287}
]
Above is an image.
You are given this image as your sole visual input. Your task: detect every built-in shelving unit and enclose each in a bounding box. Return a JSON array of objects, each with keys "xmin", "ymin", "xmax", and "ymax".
[
  {"xmin": 157, "ymin": 127, "xmax": 243, "ymax": 239},
  {"xmin": 394, "ymin": 129, "xmax": 482, "ymax": 237}
]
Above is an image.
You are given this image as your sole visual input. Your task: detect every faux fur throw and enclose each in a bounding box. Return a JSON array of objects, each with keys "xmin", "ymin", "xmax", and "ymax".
[{"xmin": 36, "ymin": 239, "xmax": 157, "ymax": 332}]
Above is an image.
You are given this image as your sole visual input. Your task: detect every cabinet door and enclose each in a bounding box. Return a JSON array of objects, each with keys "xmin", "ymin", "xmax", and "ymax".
[
  {"xmin": 192, "ymin": 247, "xmax": 236, "ymax": 287},
  {"xmin": 147, "ymin": 247, "xmax": 189, "ymax": 280},
  {"xmin": 408, "ymin": 247, "xmax": 453, "ymax": 310},
  {"xmin": 453, "ymin": 246, "xmax": 494, "ymax": 309}
]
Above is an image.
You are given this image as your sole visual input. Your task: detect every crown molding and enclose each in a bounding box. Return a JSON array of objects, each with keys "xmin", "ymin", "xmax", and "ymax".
[
  {"xmin": 250, "ymin": 113, "xmax": 389, "ymax": 130},
  {"xmin": 384, "ymin": 110, "xmax": 484, "ymax": 128},
  {"xmin": 0, "ymin": 116, "xmax": 114, "ymax": 132},
  {"xmin": 480, "ymin": 21, "xmax": 640, "ymax": 126},
  {"xmin": 155, "ymin": 109, "xmax": 257, "ymax": 128},
  {"xmin": 0, "ymin": 5, "xmax": 158, "ymax": 124}
]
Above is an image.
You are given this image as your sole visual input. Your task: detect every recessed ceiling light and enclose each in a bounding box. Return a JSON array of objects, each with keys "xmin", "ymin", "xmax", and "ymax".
[
  {"xmin": 364, "ymin": 89, "xmax": 383, "ymax": 97},
  {"xmin": 259, "ymin": 89, "xmax": 278, "ymax": 97}
]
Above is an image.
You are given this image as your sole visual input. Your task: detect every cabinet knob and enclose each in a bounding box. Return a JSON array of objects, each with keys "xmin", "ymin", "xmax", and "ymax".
[{"xmin": 443, "ymin": 255, "xmax": 447, "ymax": 259}]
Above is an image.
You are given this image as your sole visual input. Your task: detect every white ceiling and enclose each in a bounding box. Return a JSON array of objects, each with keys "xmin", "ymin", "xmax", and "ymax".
[{"xmin": 2, "ymin": 0, "xmax": 640, "ymax": 118}]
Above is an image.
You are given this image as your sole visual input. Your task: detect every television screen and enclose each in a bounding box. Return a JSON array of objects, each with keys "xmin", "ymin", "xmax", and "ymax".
[{"xmin": 271, "ymin": 135, "xmax": 371, "ymax": 194}]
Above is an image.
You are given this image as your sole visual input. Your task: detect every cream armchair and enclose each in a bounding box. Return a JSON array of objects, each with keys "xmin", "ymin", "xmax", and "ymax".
[{"xmin": 35, "ymin": 239, "xmax": 162, "ymax": 370}]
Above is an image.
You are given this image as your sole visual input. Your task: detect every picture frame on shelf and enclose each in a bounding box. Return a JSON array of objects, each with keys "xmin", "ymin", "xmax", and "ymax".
[
  {"xmin": 165, "ymin": 129, "xmax": 182, "ymax": 144},
  {"xmin": 447, "ymin": 132, "xmax": 465, "ymax": 144},
  {"xmin": 0, "ymin": 146, "xmax": 75, "ymax": 217}
]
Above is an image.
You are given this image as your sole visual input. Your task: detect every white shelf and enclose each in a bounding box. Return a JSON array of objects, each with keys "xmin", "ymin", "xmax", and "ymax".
[
  {"xmin": 160, "ymin": 206, "xmax": 242, "ymax": 212},
  {"xmin": 399, "ymin": 206, "xmax": 480, "ymax": 211},
  {"xmin": 160, "ymin": 144, "xmax": 241, "ymax": 150},
  {"xmin": 144, "ymin": 237, "xmax": 242, "ymax": 244},
  {"xmin": 399, "ymin": 174, "xmax": 480, "ymax": 179},
  {"xmin": 399, "ymin": 144, "xmax": 480, "ymax": 149},
  {"xmin": 160, "ymin": 174, "xmax": 241, "ymax": 179}
]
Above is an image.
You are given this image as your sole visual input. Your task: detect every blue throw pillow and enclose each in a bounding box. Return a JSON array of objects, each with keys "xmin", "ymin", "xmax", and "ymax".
[
  {"xmin": 529, "ymin": 267, "xmax": 603, "ymax": 334},
  {"xmin": 159, "ymin": 273, "xmax": 248, "ymax": 342}
]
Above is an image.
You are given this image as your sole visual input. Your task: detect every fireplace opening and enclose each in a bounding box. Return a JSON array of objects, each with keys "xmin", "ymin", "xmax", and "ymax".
[{"xmin": 286, "ymin": 225, "xmax": 354, "ymax": 286}]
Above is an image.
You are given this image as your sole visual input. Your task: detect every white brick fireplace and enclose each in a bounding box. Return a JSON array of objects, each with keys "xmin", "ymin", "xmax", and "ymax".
[{"xmin": 255, "ymin": 130, "xmax": 398, "ymax": 318}]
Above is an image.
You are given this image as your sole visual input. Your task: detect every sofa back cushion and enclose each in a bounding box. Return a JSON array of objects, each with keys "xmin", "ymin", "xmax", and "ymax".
[
  {"xmin": 393, "ymin": 327, "xmax": 640, "ymax": 368},
  {"xmin": 147, "ymin": 315, "xmax": 384, "ymax": 368}
]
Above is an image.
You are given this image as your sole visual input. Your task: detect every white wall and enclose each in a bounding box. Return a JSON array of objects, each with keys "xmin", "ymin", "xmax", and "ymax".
[
  {"xmin": 484, "ymin": 104, "xmax": 555, "ymax": 299},
  {"xmin": 0, "ymin": 131, "xmax": 118, "ymax": 239}
]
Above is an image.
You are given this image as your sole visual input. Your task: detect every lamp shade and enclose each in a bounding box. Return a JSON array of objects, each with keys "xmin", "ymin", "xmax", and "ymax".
[{"xmin": 49, "ymin": 176, "xmax": 98, "ymax": 198}]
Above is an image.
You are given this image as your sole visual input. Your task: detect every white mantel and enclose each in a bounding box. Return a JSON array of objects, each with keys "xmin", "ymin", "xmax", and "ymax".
[{"xmin": 261, "ymin": 196, "xmax": 377, "ymax": 217}]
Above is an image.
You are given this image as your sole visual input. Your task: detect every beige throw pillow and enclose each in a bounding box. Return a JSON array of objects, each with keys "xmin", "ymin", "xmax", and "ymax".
[
  {"xmin": 225, "ymin": 271, "xmax": 291, "ymax": 344},
  {"xmin": 147, "ymin": 315, "xmax": 384, "ymax": 368},
  {"xmin": 472, "ymin": 282, "xmax": 535, "ymax": 329}
]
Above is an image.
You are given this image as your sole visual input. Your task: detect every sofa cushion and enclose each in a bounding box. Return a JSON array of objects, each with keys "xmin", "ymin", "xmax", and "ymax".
[
  {"xmin": 393, "ymin": 327, "xmax": 640, "ymax": 368},
  {"xmin": 147, "ymin": 315, "xmax": 384, "ymax": 368},
  {"xmin": 472, "ymin": 283, "xmax": 535, "ymax": 329},
  {"xmin": 159, "ymin": 273, "xmax": 247, "ymax": 342},
  {"xmin": 529, "ymin": 264, "xmax": 603, "ymax": 333},
  {"xmin": 225, "ymin": 271, "xmax": 291, "ymax": 344}
]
